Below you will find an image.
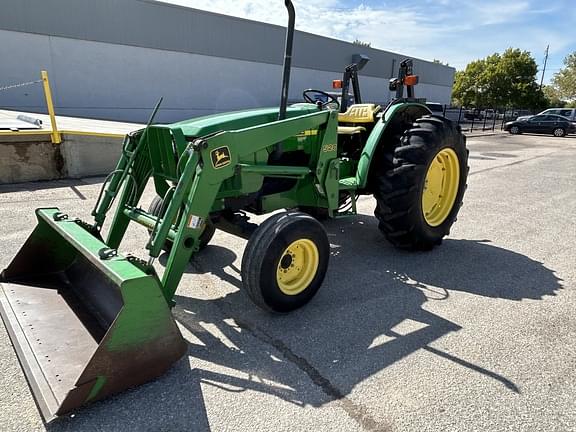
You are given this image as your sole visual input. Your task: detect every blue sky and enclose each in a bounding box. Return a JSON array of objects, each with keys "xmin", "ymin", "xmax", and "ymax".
[{"xmin": 160, "ymin": 0, "xmax": 575, "ymax": 83}]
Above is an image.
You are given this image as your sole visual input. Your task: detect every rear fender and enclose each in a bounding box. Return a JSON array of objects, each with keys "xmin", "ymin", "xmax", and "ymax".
[{"xmin": 355, "ymin": 103, "xmax": 430, "ymax": 190}]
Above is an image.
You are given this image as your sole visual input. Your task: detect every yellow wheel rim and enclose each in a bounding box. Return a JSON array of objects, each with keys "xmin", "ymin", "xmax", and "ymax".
[
  {"xmin": 422, "ymin": 148, "xmax": 460, "ymax": 227},
  {"xmin": 276, "ymin": 239, "xmax": 319, "ymax": 296}
]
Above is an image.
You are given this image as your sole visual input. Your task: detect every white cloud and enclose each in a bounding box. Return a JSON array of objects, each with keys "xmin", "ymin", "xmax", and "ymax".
[{"xmin": 155, "ymin": 0, "xmax": 575, "ymax": 71}]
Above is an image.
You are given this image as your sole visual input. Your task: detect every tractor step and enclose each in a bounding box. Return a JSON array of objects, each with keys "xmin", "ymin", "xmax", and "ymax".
[{"xmin": 338, "ymin": 177, "xmax": 358, "ymax": 190}]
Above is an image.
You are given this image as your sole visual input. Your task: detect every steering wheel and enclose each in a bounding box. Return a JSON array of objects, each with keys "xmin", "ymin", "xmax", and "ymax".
[{"xmin": 302, "ymin": 89, "xmax": 340, "ymax": 109}]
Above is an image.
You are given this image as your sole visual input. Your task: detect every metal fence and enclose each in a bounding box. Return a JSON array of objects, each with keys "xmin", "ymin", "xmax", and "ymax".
[
  {"xmin": 0, "ymin": 71, "xmax": 125, "ymax": 142},
  {"xmin": 0, "ymin": 71, "xmax": 62, "ymax": 143},
  {"xmin": 431, "ymin": 105, "xmax": 539, "ymax": 133}
]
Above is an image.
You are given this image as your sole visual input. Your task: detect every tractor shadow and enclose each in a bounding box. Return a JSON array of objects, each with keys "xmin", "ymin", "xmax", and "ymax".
[
  {"xmin": 43, "ymin": 214, "xmax": 564, "ymax": 432},
  {"xmin": 164, "ymin": 213, "xmax": 562, "ymax": 419}
]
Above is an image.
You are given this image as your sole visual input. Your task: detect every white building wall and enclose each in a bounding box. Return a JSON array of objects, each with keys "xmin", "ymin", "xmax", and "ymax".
[{"xmin": 0, "ymin": 29, "xmax": 453, "ymax": 123}]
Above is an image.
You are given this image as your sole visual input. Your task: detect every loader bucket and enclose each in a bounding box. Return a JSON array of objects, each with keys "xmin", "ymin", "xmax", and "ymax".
[{"xmin": 0, "ymin": 208, "xmax": 187, "ymax": 421}]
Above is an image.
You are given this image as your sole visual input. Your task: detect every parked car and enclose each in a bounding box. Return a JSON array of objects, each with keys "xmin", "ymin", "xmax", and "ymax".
[
  {"xmin": 464, "ymin": 108, "xmax": 482, "ymax": 120},
  {"xmin": 517, "ymin": 108, "xmax": 576, "ymax": 122},
  {"xmin": 443, "ymin": 108, "xmax": 465, "ymax": 122},
  {"xmin": 503, "ymin": 110, "xmax": 519, "ymax": 120},
  {"xmin": 425, "ymin": 103, "xmax": 463, "ymax": 122},
  {"xmin": 425, "ymin": 102, "xmax": 444, "ymax": 114},
  {"xmin": 504, "ymin": 114, "xmax": 576, "ymax": 137},
  {"xmin": 481, "ymin": 109, "xmax": 495, "ymax": 119}
]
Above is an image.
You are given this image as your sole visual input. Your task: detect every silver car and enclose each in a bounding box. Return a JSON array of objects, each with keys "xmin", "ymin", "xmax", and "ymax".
[{"xmin": 517, "ymin": 108, "xmax": 576, "ymax": 122}]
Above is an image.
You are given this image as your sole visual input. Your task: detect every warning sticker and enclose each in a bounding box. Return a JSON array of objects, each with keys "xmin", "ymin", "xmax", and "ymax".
[{"xmin": 188, "ymin": 215, "xmax": 204, "ymax": 229}]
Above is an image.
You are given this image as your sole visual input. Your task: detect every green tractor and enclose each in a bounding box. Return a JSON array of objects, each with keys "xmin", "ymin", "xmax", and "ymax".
[{"xmin": 0, "ymin": 0, "xmax": 467, "ymax": 421}]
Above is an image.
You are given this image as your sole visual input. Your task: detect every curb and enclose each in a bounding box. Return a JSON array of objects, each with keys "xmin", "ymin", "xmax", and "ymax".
[{"xmin": 464, "ymin": 131, "xmax": 505, "ymax": 138}]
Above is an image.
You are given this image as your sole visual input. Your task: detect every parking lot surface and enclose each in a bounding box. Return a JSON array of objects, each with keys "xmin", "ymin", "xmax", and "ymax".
[{"xmin": 1, "ymin": 133, "xmax": 575, "ymax": 432}]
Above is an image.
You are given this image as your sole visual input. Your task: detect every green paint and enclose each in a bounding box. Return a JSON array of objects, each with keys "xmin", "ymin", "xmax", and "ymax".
[
  {"xmin": 5, "ymin": 99, "xmax": 432, "ymax": 414},
  {"xmin": 355, "ymin": 102, "xmax": 430, "ymax": 189},
  {"xmin": 89, "ymin": 101, "xmax": 432, "ymax": 305},
  {"xmin": 87, "ymin": 376, "xmax": 107, "ymax": 401}
]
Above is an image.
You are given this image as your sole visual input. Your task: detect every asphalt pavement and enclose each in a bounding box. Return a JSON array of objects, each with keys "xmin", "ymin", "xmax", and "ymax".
[{"xmin": 0, "ymin": 132, "xmax": 575, "ymax": 431}]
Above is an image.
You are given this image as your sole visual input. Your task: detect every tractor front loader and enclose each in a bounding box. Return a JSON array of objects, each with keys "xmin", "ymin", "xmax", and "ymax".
[{"xmin": 0, "ymin": 0, "xmax": 468, "ymax": 421}]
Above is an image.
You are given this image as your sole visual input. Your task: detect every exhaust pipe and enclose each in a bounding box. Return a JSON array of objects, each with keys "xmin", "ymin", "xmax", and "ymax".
[{"xmin": 278, "ymin": 0, "xmax": 295, "ymax": 121}]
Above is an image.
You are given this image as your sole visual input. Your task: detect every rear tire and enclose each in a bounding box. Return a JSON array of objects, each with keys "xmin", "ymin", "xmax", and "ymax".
[
  {"xmin": 373, "ymin": 115, "xmax": 469, "ymax": 250},
  {"xmin": 148, "ymin": 196, "xmax": 214, "ymax": 251},
  {"xmin": 241, "ymin": 211, "xmax": 329, "ymax": 313}
]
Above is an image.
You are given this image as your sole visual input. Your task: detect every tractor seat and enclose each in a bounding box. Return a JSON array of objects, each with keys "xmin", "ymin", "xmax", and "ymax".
[
  {"xmin": 337, "ymin": 126, "xmax": 366, "ymax": 135},
  {"xmin": 338, "ymin": 104, "xmax": 381, "ymax": 124}
]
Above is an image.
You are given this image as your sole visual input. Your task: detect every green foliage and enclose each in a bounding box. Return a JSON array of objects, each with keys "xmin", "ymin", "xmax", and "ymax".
[
  {"xmin": 452, "ymin": 48, "xmax": 547, "ymax": 108},
  {"xmin": 433, "ymin": 59, "xmax": 450, "ymax": 66},
  {"xmin": 551, "ymin": 52, "xmax": 576, "ymax": 100},
  {"xmin": 542, "ymin": 85, "xmax": 567, "ymax": 108},
  {"xmin": 352, "ymin": 39, "xmax": 371, "ymax": 48}
]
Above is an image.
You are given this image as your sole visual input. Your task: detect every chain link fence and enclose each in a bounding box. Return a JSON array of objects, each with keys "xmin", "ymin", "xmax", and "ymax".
[
  {"xmin": 0, "ymin": 79, "xmax": 43, "ymax": 93},
  {"xmin": 0, "ymin": 71, "xmax": 62, "ymax": 143},
  {"xmin": 429, "ymin": 105, "xmax": 539, "ymax": 133}
]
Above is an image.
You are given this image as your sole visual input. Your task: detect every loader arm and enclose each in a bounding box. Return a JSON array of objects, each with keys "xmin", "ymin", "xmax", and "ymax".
[
  {"xmin": 0, "ymin": 107, "xmax": 338, "ymax": 421},
  {"xmin": 145, "ymin": 109, "xmax": 339, "ymax": 302}
]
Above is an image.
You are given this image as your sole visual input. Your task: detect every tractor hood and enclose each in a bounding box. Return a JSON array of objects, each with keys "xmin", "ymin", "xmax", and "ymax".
[{"xmin": 169, "ymin": 105, "xmax": 319, "ymax": 138}]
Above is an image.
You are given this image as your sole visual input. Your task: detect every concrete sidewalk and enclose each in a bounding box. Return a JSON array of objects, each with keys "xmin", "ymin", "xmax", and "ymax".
[
  {"xmin": 0, "ymin": 109, "xmax": 141, "ymax": 135},
  {"xmin": 0, "ymin": 110, "xmax": 143, "ymax": 184},
  {"xmin": 463, "ymin": 129, "xmax": 505, "ymax": 138}
]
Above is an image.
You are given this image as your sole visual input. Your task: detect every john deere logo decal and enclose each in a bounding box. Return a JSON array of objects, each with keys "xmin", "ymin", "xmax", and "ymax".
[{"xmin": 211, "ymin": 146, "xmax": 231, "ymax": 169}]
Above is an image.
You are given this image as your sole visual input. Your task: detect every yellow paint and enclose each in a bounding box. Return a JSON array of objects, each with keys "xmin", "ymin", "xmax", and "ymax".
[
  {"xmin": 321, "ymin": 144, "xmax": 337, "ymax": 152},
  {"xmin": 41, "ymin": 70, "xmax": 61, "ymax": 144},
  {"xmin": 296, "ymin": 129, "xmax": 319, "ymax": 137},
  {"xmin": 422, "ymin": 148, "xmax": 460, "ymax": 227},
  {"xmin": 338, "ymin": 104, "xmax": 381, "ymax": 123},
  {"xmin": 61, "ymin": 130, "xmax": 125, "ymax": 138},
  {"xmin": 276, "ymin": 239, "xmax": 319, "ymax": 296},
  {"xmin": 0, "ymin": 130, "xmax": 54, "ymax": 137},
  {"xmin": 0, "ymin": 130, "xmax": 125, "ymax": 139},
  {"xmin": 337, "ymin": 126, "xmax": 366, "ymax": 135}
]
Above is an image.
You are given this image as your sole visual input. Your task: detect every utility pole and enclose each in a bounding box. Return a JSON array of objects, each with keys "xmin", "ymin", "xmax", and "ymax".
[{"xmin": 540, "ymin": 45, "xmax": 549, "ymax": 89}]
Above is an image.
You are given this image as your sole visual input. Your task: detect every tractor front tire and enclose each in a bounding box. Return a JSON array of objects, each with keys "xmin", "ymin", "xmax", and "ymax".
[
  {"xmin": 148, "ymin": 196, "xmax": 215, "ymax": 251},
  {"xmin": 241, "ymin": 211, "xmax": 330, "ymax": 313},
  {"xmin": 373, "ymin": 115, "xmax": 468, "ymax": 250}
]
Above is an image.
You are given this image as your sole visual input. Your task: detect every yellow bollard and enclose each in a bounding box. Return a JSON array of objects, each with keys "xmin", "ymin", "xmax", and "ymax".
[{"xmin": 41, "ymin": 70, "xmax": 61, "ymax": 144}]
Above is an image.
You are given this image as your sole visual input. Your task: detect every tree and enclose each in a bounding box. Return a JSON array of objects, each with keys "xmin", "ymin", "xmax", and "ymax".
[
  {"xmin": 452, "ymin": 48, "xmax": 547, "ymax": 108},
  {"xmin": 352, "ymin": 39, "xmax": 371, "ymax": 48},
  {"xmin": 433, "ymin": 59, "xmax": 450, "ymax": 66},
  {"xmin": 551, "ymin": 52, "xmax": 576, "ymax": 101},
  {"xmin": 542, "ymin": 85, "xmax": 566, "ymax": 108}
]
